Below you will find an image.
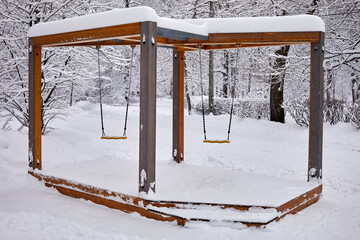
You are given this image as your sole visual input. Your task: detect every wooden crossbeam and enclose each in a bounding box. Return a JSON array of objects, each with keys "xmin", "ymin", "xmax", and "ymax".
[
  {"xmin": 167, "ymin": 32, "xmax": 320, "ymax": 46},
  {"xmin": 32, "ymin": 23, "xmax": 140, "ymax": 46}
]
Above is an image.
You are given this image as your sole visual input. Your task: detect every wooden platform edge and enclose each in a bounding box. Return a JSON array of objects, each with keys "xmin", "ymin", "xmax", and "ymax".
[
  {"xmin": 28, "ymin": 171, "xmax": 187, "ymax": 226},
  {"xmin": 275, "ymin": 184, "xmax": 322, "ymax": 221},
  {"xmin": 28, "ymin": 171, "xmax": 322, "ymax": 227},
  {"xmin": 27, "ymin": 171, "xmax": 273, "ymax": 211}
]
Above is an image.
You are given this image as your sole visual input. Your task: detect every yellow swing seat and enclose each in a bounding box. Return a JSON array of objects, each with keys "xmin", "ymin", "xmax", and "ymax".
[
  {"xmin": 203, "ymin": 139, "xmax": 230, "ymax": 144},
  {"xmin": 101, "ymin": 136, "xmax": 127, "ymax": 140}
]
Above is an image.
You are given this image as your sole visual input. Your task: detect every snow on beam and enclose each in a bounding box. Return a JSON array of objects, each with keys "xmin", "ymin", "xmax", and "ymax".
[{"xmin": 28, "ymin": 6, "xmax": 324, "ymax": 44}]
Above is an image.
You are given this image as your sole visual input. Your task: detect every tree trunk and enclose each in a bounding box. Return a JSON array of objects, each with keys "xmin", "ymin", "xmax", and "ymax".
[
  {"xmin": 222, "ymin": 51, "xmax": 229, "ymax": 98},
  {"xmin": 184, "ymin": 56, "xmax": 192, "ymax": 115},
  {"xmin": 70, "ymin": 82, "xmax": 74, "ymax": 106},
  {"xmin": 351, "ymin": 73, "xmax": 359, "ymax": 104},
  {"xmin": 247, "ymin": 72, "xmax": 251, "ymax": 95},
  {"xmin": 326, "ymin": 69, "xmax": 333, "ymax": 102},
  {"xmin": 185, "ymin": 82, "xmax": 192, "ymax": 115},
  {"xmin": 270, "ymin": 45, "xmax": 289, "ymax": 123},
  {"xmin": 247, "ymin": 57, "xmax": 253, "ymax": 95}
]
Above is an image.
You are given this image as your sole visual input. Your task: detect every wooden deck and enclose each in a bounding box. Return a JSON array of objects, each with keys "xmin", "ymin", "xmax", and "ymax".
[{"xmin": 29, "ymin": 171, "xmax": 322, "ymax": 227}]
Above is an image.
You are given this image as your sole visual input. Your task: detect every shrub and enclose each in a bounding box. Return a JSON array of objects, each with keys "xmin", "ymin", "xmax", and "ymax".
[
  {"xmin": 323, "ymin": 100, "xmax": 346, "ymax": 125},
  {"xmin": 348, "ymin": 103, "xmax": 360, "ymax": 129},
  {"xmin": 283, "ymin": 99, "xmax": 309, "ymax": 127},
  {"xmin": 193, "ymin": 97, "xmax": 269, "ymax": 120}
]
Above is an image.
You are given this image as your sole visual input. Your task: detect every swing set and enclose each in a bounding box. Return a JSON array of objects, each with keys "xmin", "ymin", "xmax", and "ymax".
[
  {"xmin": 96, "ymin": 45, "xmax": 135, "ymax": 140},
  {"xmin": 27, "ymin": 6, "xmax": 325, "ymax": 227},
  {"xmin": 97, "ymin": 43, "xmax": 239, "ymax": 143},
  {"xmin": 198, "ymin": 44, "xmax": 241, "ymax": 144}
]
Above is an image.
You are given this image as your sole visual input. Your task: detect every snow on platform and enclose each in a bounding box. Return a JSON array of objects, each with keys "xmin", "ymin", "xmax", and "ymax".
[
  {"xmin": 40, "ymin": 158, "xmax": 319, "ymax": 208},
  {"xmin": 37, "ymin": 99, "xmax": 320, "ymax": 210},
  {"xmin": 147, "ymin": 205, "xmax": 280, "ymax": 224},
  {"xmin": 28, "ymin": 6, "xmax": 325, "ymax": 37}
]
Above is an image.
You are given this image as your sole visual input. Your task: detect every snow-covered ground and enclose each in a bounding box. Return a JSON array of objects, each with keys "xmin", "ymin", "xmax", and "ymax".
[{"xmin": 0, "ymin": 98, "xmax": 359, "ymax": 239}]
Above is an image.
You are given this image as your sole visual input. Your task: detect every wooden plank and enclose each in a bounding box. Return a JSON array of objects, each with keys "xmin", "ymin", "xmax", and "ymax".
[
  {"xmin": 40, "ymin": 180, "xmax": 186, "ymax": 226},
  {"xmin": 168, "ymin": 32, "xmax": 320, "ymax": 46},
  {"xmin": 32, "ymin": 23, "xmax": 140, "ymax": 46},
  {"xmin": 187, "ymin": 217, "xmax": 275, "ymax": 228},
  {"xmin": 308, "ymin": 32, "xmax": 325, "ymax": 181},
  {"xmin": 139, "ymin": 21, "xmax": 157, "ymax": 193},
  {"xmin": 174, "ymin": 46, "xmax": 199, "ymax": 52},
  {"xmin": 202, "ymin": 42, "xmax": 306, "ymax": 51},
  {"xmin": 276, "ymin": 195, "xmax": 320, "ymax": 222},
  {"xmin": 28, "ymin": 39, "xmax": 42, "ymax": 170},
  {"xmin": 277, "ymin": 185, "xmax": 322, "ymax": 213},
  {"xmin": 42, "ymin": 35, "xmax": 141, "ymax": 47},
  {"xmin": 148, "ymin": 199, "xmax": 274, "ymax": 211}
]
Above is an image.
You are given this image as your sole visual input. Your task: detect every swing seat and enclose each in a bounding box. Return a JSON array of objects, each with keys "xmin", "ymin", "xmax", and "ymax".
[
  {"xmin": 203, "ymin": 139, "xmax": 230, "ymax": 144},
  {"xmin": 101, "ymin": 136, "xmax": 127, "ymax": 140}
]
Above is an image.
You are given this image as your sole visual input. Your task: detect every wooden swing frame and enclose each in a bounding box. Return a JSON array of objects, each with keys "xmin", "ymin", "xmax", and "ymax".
[{"xmin": 28, "ymin": 14, "xmax": 324, "ymax": 226}]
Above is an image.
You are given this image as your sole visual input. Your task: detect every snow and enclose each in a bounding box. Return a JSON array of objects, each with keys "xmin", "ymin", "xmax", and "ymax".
[
  {"xmin": 40, "ymin": 154, "xmax": 319, "ymax": 206},
  {"xmin": 28, "ymin": 6, "xmax": 325, "ymax": 38},
  {"xmin": 1, "ymin": 99, "xmax": 360, "ymax": 239},
  {"xmin": 184, "ymin": 15, "xmax": 325, "ymax": 34},
  {"xmin": 147, "ymin": 205, "xmax": 280, "ymax": 223}
]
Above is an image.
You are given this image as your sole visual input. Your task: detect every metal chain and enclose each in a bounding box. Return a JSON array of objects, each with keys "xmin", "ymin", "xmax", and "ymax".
[
  {"xmin": 97, "ymin": 46, "xmax": 106, "ymax": 137},
  {"xmin": 198, "ymin": 44, "xmax": 207, "ymax": 140},
  {"xmin": 123, "ymin": 45, "xmax": 135, "ymax": 137},
  {"xmin": 227, "ymin": 44, "xmax": 240, "ymax": 141}
]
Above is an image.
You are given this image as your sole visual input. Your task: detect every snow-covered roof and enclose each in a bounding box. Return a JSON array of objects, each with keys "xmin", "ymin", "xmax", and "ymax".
[{"xmin": 28, "ymin": 6, "xmax": 325, "ymax": 38}]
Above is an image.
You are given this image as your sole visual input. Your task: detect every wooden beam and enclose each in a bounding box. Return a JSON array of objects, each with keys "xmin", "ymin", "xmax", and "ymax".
[
  {"xmin": 308, "ymin": 32, "xmax": 325, "ymax": 181},
  {"xmin": 41, "ymin": 34, "xmax": 140, "ymax": 47},
  {"xmin": 32, "ymin": 23, "xmax": 140, "ymax": 46},
  {"xmin": 168, "ymin": 32, "xmax": 321, "ymax": 46},
  {"xmin": 28, "ymin": 38, "xmax": 42, "ymax": 170},
  {"xmin": 201, "ymin": 42, "xmax": 306, "ymax": 51},
  {"xmin": 139, "ymin": 21, "xmax": 157, "ymax": 194},
  {"xmin": 172, "ymin": 51, "xmax": 185, "ymax": 163},
  {"xmin": 48, "ymin": 40, "xmax": 140, "ymax": 48}
]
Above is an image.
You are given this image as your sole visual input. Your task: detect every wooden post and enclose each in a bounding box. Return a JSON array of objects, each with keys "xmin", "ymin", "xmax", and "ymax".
[
  {"xmin": 308, "ymin": 32, "xmax": 324, "ymax": 181},
  {"xmin": 172, "ymin": 51, "xmax": 185, "ymax": 163},
  {"xmin": 28, "ymin": 38, "xmax": 42, "ymax": 170},
  {"xmin": 139, "ymin": 22, "xmax": 157, "ymax": 193}
]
